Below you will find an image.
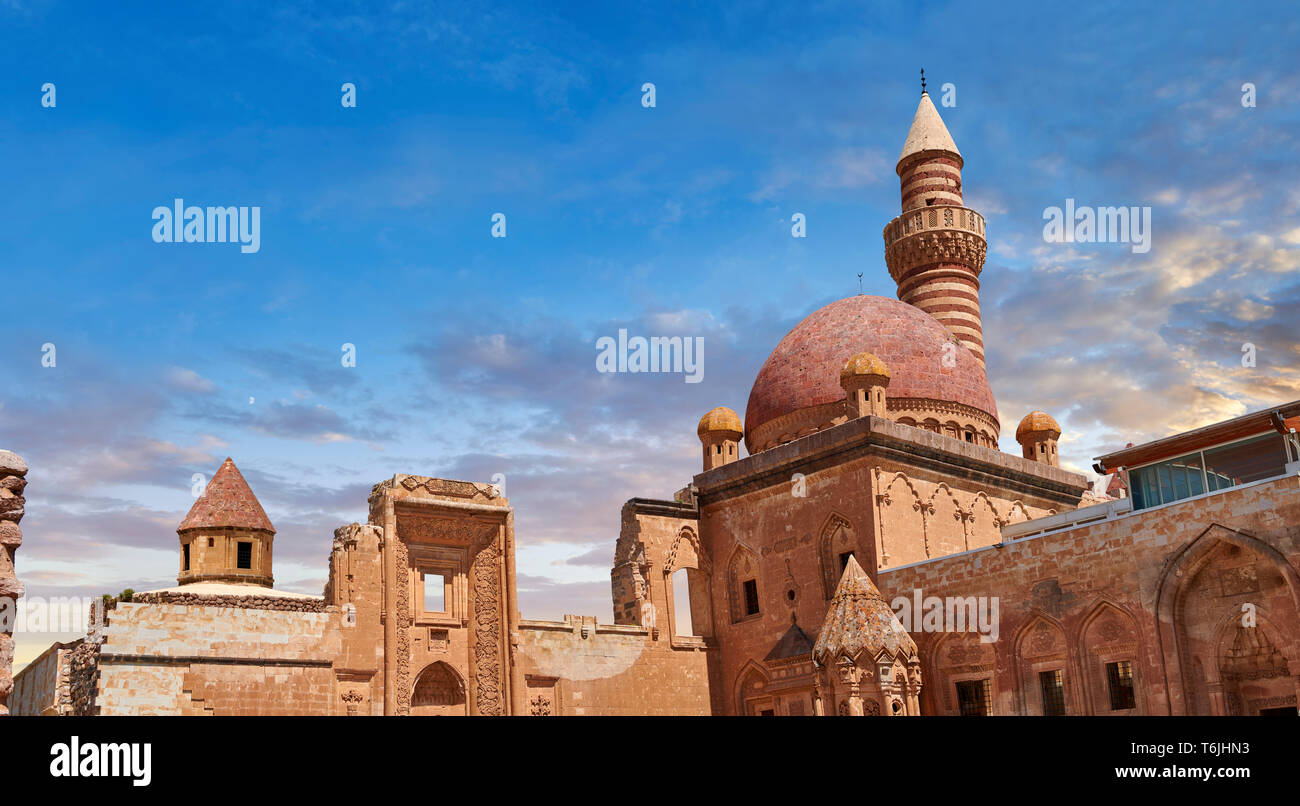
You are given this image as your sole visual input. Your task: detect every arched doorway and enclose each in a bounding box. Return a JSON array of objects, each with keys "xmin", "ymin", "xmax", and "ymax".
[{"xmin": 411, "ymin": 662, "xmax": 467, "ymax": 716}]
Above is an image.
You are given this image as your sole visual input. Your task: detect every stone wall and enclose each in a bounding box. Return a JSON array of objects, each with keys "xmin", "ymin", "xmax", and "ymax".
[
  {"xmin": 517, "ymin": 616, "xmax": 715, "ymax": 715},
  {"xmin": 692, "ymin": 416, "xmax": 1085, "ymax": 714},
  {"xmin": 8, "ymin": 639, "xmax": 75, "ymax": 716},
  {"xmin": 877, "ymin": 473, "xmax": 1300, "ymax": 716},
  {"xmin": 93, "ymin": 599, "xmax": 344, "ymax": 715},
  {"xmin": 0, "ymin": 449, "xmax": 27, "ymax": 716}
]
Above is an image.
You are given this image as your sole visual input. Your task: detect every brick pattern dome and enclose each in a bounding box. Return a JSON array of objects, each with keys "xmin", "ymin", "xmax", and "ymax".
[{"xmin": 744, "ymin": 296, "xmax": 998, "ymax": 452}]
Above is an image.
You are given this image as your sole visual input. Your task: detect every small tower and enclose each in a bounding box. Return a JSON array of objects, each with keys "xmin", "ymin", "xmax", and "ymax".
[
  {"xmin": 698, "ymin": 407, "xmax": 743, "ymax": 471},
  {"xmin": 883, "ymin": 84, "xmax": 989, "ymax": 367},
  {"xmin": 177, "ymin": 457, "xmax": 276, "ymax": 587},
  {"xmin": 1016, "ymin": 411, "xmax": 1062, "ymax": 467},
  {"xmin": 840, "ymin": 352, "xmax": 890, "ymax": 420},
  {"xmin": 811, "ymin": 556, "xmax": 921, "ymax": 716}
]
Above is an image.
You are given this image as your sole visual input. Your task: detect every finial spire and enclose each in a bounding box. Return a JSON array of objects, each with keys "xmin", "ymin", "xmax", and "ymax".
[
  {"xmin": 857, "ymin": 272, "xmax": 863, "ymax": 294},
  {"xmin": 920, "ymin": 67, "xmax": 926, "ymax": 94}
]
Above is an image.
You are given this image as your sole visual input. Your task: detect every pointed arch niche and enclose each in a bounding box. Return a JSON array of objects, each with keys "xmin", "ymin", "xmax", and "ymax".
[
  {"xmin": 1155, "ymin": 524, "xmax": 1300, "ymax": 716},
  {"xmin": 411, "ymin": 661, "xmax": 466, "ymax": 716}
]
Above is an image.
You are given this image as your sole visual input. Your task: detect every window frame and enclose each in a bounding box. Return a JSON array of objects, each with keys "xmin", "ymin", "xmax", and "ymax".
[
  {"xmin": 742, "ymin": 578, "xmax": 760, "ymax": 617},
  {"xmin": 1127, "ymin": 432, "xmax": 1289, "ymax": 511},
  {"xmin": 236, "ymin": 540, "xmax": 253, "ymax": 570},
  {"xmin": 1105, "ymin": 660, "xmax": 1137, "ymax": 712}
]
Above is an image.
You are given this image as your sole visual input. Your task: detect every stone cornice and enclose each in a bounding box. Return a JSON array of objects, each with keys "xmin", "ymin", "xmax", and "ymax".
[
  {"xmin": 623, "ymin": 497, "xmax": 699, "ymax": 519},
  {"xmin": 696, "ymin": 415, "xmax": 1087, "ymax": 508}
]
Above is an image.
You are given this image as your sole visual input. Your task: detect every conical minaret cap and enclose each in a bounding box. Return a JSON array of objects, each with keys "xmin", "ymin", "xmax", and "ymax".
[
  {"xmin": 812, "ymin": 555, "xmax": 917, "ymax": 664},
  {"xmin": 898, "ymin": 91, "xmax": 961, "ymax": 168},
  {"xmin": 178, "ymin": 457, "xmax": 275, "ymax": 533}
]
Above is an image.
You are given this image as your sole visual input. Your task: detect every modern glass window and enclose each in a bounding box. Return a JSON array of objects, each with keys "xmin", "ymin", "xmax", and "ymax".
[
  {"xmin": 1106, "ymin": 661, "xmax": 1137, "ymax": 711},
  {"xmin": 1129, "ymin": 434, "xmax": 1288, "ymax": 511},
  {"xmin": 1039, "ymin": 669, "xmax": 1066, "ymax": 716},
  {"xmin": 956, "ymin": 679, "xmax": 992, "ymax": 716},
  {"xmin": 1203, "ymin": 433, "xmax": 1290, "ymax": 490}
]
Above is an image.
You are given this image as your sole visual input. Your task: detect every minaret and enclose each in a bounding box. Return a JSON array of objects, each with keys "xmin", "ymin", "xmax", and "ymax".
[
  {"xmin": 177, "ymin": 457, "xmax": 276, "ymax": 587},
  {"xmin": 883, "ymin": 78, "xmax": 989, "ymax": 367}
]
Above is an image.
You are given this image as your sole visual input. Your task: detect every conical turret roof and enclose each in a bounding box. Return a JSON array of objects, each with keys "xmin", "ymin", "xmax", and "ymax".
[
  {"xmin": 813, "ymin": 555, "xmax": 916, "ymax": 663},
  {"xmin": 898, "ymin": 91, "xmax": 961, "ymax": 167},
  {"xmin": 178, "ymin": 457, "xmax": 275, "ymax": 533}
]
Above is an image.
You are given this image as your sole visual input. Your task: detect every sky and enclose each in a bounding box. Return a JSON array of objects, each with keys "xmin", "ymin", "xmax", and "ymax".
[{"xmin": 2, "ymin": 0, "xmax": 1299, "ymax": 668}]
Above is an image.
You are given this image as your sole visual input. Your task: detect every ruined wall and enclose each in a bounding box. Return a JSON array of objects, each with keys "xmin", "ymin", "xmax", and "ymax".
[
  {"xmin": 612, "ymin": 499, "xmax": 700, "ymax": 631},
  {"xmin": 877, "ymin": 474, "xmax": 1300, "ymax": 716},
  {"xmin": 517, "ymin": 616, "xmax": 714, "ymax": 715},
  {"xmin": 0, "ymin": 449, "xmax": 27, "ymax": 715},
  {"xmin": 325, "ymin": 522, "xmax": 385, "ymax": 715},
  {"xmin": 9, "ymin": 639, "xmax": 76, "ymax": 716},
  {"xmin": 92, "ymin": 598, "xmax": 343, "ymax": 715}
]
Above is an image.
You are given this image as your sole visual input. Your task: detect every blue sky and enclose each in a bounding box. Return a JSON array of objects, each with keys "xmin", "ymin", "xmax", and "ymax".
[{"xmin": 3, "ymin": 1, "xmax": 1299, "ymax": 666}]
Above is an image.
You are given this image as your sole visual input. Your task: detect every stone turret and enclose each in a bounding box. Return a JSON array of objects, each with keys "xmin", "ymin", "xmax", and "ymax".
[
  {"xmin": 884, "ymin": 87, "xmax": 989, "ymax": 367},
  {"xmin": 177, "ymin": 458, "xmax": 276, "ymax": 587},
  {"xmin": 1016, "ymin": 411, "xmax": 1062, "ymax": 467},
  {"xmin": 0, "ymin": 449, "xmax": 27, "ymax": 715},
  {"xmin": 811, "ymin": 555, "xmax": 921, "ymax": 716},
  {"xmin": 698, "ymin": 407, "xmax": 743, "ymax": 471},
  {"xmin": 840, "ymin": 352, "xmax": 890, "ymax": 419}
]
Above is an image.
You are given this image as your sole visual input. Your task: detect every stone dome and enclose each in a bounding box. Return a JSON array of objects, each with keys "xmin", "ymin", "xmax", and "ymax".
[
  {"xmin": 697, "ymin": 406, "xmax": 743, "ymax": 439},
  {"xmin": 744, "ymin": 296, "xmax": 998, "ymax": 452},
  {"xmin": 840, "ymin": 352, "xmax": 891, "ymax": 385},
  {"xmin": 1016, "ymin": 411, "xmax": 1061, "ymax": 441}
]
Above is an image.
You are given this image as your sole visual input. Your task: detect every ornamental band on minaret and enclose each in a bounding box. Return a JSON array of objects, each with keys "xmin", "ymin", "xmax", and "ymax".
[{"xmin": 883, "ymin": 84, "xmax": 989, "ymax": 367}]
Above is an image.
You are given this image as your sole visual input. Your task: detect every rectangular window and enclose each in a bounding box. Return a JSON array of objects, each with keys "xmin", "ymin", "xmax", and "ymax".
[
  {"xmin": 1130, "ymin": 436, "xmax": 1288, "ymax": 511},
  {"xmin": 1203, "ymin": 433, "xmax": 1289, "ymax": 490},
  {"xmin": 183, "ymin": 543, "xmax": 190, "ymax": 571},
  {"xmin": 236, "ymin": 541, "xmax": 252, "ymax": 569},
  {"xmin": 423, "ymin": 572, "xmax": 447, "ymax": 614},
  {"xmin": 1039, "ymin": 669, "xmax": 1066, "ymax": 716},
  {"xmin": 956, "ymin": 679, "xmax": 992, "ymax": 716},
  {"xmin": 743, "ymin": 579, "xmax": 760, "ymax": 616},
  {"xmin": 1107, "ymin": 661, "xmax": 1137, "ymax": 711}
]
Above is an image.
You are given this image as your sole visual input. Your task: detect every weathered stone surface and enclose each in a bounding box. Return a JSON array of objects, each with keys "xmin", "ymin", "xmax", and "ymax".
[
  {"xmin": 0, "ymin": 451, "xmax": 27, "ymax": 477},
  {"xmin": 0, "ymin": 449, "xmax": 23, "ymax": 716}
]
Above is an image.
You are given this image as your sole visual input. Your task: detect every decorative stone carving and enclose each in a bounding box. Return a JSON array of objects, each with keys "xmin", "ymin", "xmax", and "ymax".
[{"xmin": 471, "ymin": 538, "xmax": 504, "ymax": 715}]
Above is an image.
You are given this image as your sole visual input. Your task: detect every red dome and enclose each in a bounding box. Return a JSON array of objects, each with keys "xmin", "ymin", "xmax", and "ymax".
[{"xmin": 744, "ymin": 296, "xmax": 997, "ymax": 445}]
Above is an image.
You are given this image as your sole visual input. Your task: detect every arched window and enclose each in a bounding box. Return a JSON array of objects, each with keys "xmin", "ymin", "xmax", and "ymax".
[
  {"xmin": 665, "ymin": 529, "xmax": 712, "ymax": 643},
  {"xmin": 671, "ymin": 568, "xmax": 696, "ymax": 636}
]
